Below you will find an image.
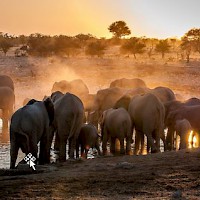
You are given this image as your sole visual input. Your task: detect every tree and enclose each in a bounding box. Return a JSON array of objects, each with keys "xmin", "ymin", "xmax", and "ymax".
[
  {"xmin": 181, "ymin": 36, "xmax": 192, "ymax": 63},
  {"xmin": 183, "ymin": 28, "xmax": 200, "ymax": 54},
  {"xmin": 108, "ymin": 21, "xmax": 131, "ymax": 38},
  {"xmin": 85, "ymin": 41, "xmax": 106, "ymax": 57},
  {"xmin": 28, "ymin": 33, "xmax": 54, "ymax": 56},
  {"xmin": 120, "ymin": 37, "xmax": 145, "ymax": 59},
  {"xmin": 155, "ymin": 39, "xmax": 170, "ymax": 58},
  {"xmin": 54, "ymin": 35, "xmax": 81, "ymax": 57},
  {"xmin": 0, "ymin": 34, "xmax": 13, "ymax": 56}
]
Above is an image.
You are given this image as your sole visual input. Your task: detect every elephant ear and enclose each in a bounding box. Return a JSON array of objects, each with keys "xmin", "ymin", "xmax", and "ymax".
[
  {"xmin": 44, "ymin": 97, "xmax": 54, "ymax": 125},
  {"xmin": 26, "ymin": 99, "xmax": 38, "ymax": 105},
  {"xmin": 51, "ymin": 91, "xmax": 64, "ymax": 102}
]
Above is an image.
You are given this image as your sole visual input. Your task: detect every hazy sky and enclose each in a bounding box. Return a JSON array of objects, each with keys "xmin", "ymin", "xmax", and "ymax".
[{"xmin": 0, "ymin": 0, "xmax": 200, "ymax": 38}]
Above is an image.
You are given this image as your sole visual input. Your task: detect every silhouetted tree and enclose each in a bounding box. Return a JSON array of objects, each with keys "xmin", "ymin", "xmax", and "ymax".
[
  {"xmin": 155, "ymin": 39, "xmax": 170, "ymax": 58},
  {"xmin": 182, "ymin": 28, "xmax": 200, "ymax": 55},
  {"xmin": 0, "ymin": 34, "xmax": 13, "ymax": 55},
  {"xmin": 120, "ymin": 37, "xmax": 145, "ymax": 59},
  {"xmin": 181, "ymin": 36, "xmax": 192, "ymax": 63},
  {"xmin": 108, "ymin": 21, "xmax": 131, "ymax": 38},
  {"xmin": 85, "ymin": 41, "xmax": 106, "ymax": 57}
]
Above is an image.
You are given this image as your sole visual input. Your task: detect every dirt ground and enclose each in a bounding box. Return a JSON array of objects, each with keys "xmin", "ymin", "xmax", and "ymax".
[
  {"xmin": 1, "ymin": 55, "xmax": 200, "ymax": 199},
  {"xmin": 1, "ymin": 149, "xmax": 200, "ymax": 199}
]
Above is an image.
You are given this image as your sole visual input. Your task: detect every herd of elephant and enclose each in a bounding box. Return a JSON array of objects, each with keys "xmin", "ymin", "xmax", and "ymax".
[{"xmin": 0, "ymin": 75, "xmax": 199, "ymax": 169}]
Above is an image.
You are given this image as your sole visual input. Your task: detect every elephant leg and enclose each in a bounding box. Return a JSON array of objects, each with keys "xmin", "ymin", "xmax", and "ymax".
[
  {"xmin": 85, "ymin": 149, "xmax": 89, "ymax": 159},
  {"xmin": 154, "ymin": 129, "xmax": 160, "ymax": 152},
  {"xmin": 95, "ymin": 141, "xmax": 102, "ymax": 156},
  {"xmin": 115, "ymin": 139, "xmax": 120, "ymax": 153},
  {"xmin": 119, "ymin": 138, "xmax": 125, "ymax": 155},
  {"xmin": 10, "ymin": 142, "xmax": 19, "ymax": 169},
  {"xmin": 110, "ymin": 137, "xmax": 116, "ymax": 155},
  {"xmin": 80, "ymin": 144, "xmax": 85, "ymax": 158},
  {"xmin": 145, "ymin": 130, "xmax": 158, "ymax": 153},
  {"xmin": 59, "ymin": 141, "xmax": 67, "ymax": 162},
  {"xmin": 140, "ymin": 133, "xmax": 145, "ymax": 154},
  {"xmin": 29, "ymin": 144, "xmax": 38, "ymax": 164},
  {"xmin": 39, "ymin": 134, "xmax": 50, "ymax": 165},
  {"xmin": 102, "ymin": 130, "xmax": 108, "ymax": 155},
  {"xmin": 166, "ymin": 127, "xmax": 174, "ymax": 151},
  {"xmin": 148, "ymin": 137, "xmax": 158, "ymax": 153},
  {"xmin": 69, "ymin": 137, "xmax": 76, "ymax": 159}
]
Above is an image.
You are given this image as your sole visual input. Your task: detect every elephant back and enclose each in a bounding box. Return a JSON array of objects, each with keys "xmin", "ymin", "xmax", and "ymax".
[
  {"xmin": 129, "ymin": 93, "xmax": 165, "ymax": 126},
  {"xmin": 0, "ymin": 75, "xmax": 14, "ymax": 91},
  {"xmin": 150, "ymin": 86, "xmax": 175, "ymax": 103},
  {"xmin": 110, "ymin": 78, "xmax": 147, "ymax": 89}
]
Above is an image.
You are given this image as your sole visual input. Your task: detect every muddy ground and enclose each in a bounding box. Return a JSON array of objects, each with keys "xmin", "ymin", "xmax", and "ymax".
[{"xmin": 1, "ymin": 55, "xmax": 200, "ymax": 199}]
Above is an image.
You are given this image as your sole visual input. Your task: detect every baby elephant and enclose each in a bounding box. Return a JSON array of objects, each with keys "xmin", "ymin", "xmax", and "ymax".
[
  {"xmin": 76, "ymin": 123, "xmax": 101, "ymax": 158},
  {"xmin": 175, "ymin": 119, "xmax": 192, "ymax": 149},
  {"xmin": 101, "ymin": 108, "xmax": 132, "ymax": 156}
]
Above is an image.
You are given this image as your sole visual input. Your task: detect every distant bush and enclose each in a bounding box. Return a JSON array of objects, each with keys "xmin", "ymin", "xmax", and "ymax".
[
  {"xmin": 53, "ymin": 35, "xmax": 81, "ymax": 57},
  {"xmin": 85, "ymin": 41, "xmax": 106, "ymax": 57},
  {"xmin": 28, "ymin": 33, "xmax": 54, "ymax": 56}
]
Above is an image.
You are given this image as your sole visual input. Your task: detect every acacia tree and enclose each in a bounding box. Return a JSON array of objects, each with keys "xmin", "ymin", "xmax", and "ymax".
[
  {"xmin": 108, "ymin": 21, "xmax": 131, "ymax": 38},
  {"xmin": 155, "ymin": 39, "xmax": 170, "ymax": 58},
  {"xmin": 120, "ymin": 37, "xmax": 146, "ymax": 59}
]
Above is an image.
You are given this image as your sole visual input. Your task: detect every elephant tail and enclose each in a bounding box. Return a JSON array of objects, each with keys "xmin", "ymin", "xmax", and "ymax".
[{"xmin": 15, "ymin": 131, "xmax": 30, "ymax": 153}]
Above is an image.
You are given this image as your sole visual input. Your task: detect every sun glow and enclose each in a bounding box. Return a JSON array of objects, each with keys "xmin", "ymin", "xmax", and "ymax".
[{"xmin": 188, "ymin": 131, "xmax": 198, "ymax": 148}]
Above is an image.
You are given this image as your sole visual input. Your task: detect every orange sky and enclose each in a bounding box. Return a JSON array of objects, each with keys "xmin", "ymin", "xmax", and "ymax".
[{"xmin": 0, "ymin": 0, "xmax": 200, "ymax": 38}]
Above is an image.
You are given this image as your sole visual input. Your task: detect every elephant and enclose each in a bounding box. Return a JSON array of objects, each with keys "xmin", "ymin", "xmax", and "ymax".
[
  {"xmin": 166, "ymin": 105, "xmax": 200, "ymax": 147},
  {"xmin": 174, "ymin": 119, "xmax": 192, "ymax": 149},
  {"xmin": 150, "ymin": 86, "xmax": 176, "ymax": 103},
  {"xmin": 184, "ymin": 97, "xmax": 200, "ymax": 106},
  {"xmin": 76, "ymin": 123, "xmax": 101, "ymax": 159},
  {"xmin": 109, "ymin": 78, "xmax": 147, "ymax": 89},
  {"xmin": 51, "ymin": 79, "xmax": 89, "ymax": 99},
  {"xmin": 100, "ymin": 108, "xmax": 132, "ymax": 155},
  {"xmin": 0, "ymin": 75, "xmax": 14, "ymax": 91},
  {"xmin": 88, "ymin": 87, "xmax": 126, "ymax": 127},
  {"xmin": 22, "ymin": 97, "xmax": 32, "ymax": 106},
  {"xmin": 164, "ymin": 98, "xmax": 200, "ymax": 150},
  {"xmin": 10, "ymin": 98, "xmax": 54, "ymax": 169},
  {"xmin": 128, "ymin": 93, "xmax": 165, "ymax": 154},
  {"xmin": 50, "ymin": 92, "xmax": 84, "ymax": 161},
  {"xmin": 0, "ymin": 86, "xmax": 15, "ymax": 131},
  {"xmin": 113, "ymin": 86, "xmax": 175, "ymax": 111},
  {"xmin": 113, "ymin": 87, "xmax": 148, "ymax": 110}
]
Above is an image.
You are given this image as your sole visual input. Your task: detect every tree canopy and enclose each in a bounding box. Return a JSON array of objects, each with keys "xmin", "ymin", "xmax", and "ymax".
[
  {"xmin": 155, "ymin": 39, "xmax": 170, "ymax": 58},
  {"xmin": 120, "ymin": 37, "xmax": 146, "ymax": 59},
  {"xmin": 108, "ymin": 21, "xmax": 131, "ymax": 38},
  {"xmin": 182, "ymin": 28, "xmax": 200, "ymax": 54}
]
